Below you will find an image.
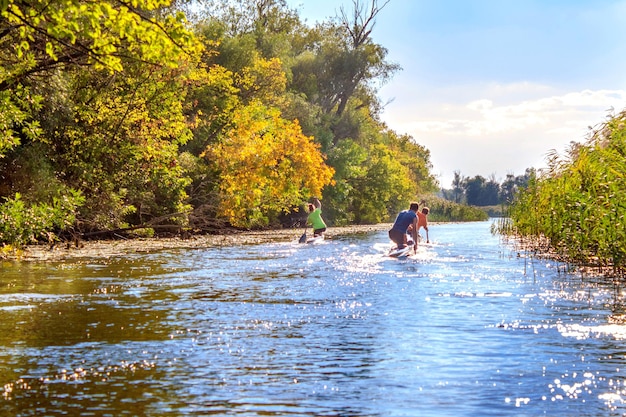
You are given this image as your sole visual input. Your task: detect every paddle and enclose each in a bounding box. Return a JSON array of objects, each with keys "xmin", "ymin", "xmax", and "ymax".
[
  {"xmin": 299, "ymin": 201, "xmax": 310, "ymax": 243},
  {"xmin": 298, "ymin": 224, "xmax": 308, "ymax": 243}
]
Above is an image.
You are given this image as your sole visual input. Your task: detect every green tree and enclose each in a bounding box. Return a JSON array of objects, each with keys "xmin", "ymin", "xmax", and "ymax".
[
  {"xmin": 500, "ymin": 174, "xmax": 517, "ymax": 204},
  {"xmin": 0, "ymin": 0, "xmax": 200, "ymax": 155},
  {"xmin": 464, "ymin": 175, "xmax": 486, "ymax": 206},
  {"xmin": 452, "ymin": 170, "xmax": 464, "ymax": 203},
  {"xmin": 289, "ymin": 0, "xmax": 399, "ymax": 145},
  {"xmin": 48, "ymin": 65, "xmax": 194, "ymax": 231},
  {"xmin": 322, "ymin": 139, "xmax": 367, "ymax": 224},
  {"xmin": 483, "ymin": 175, "xmax": 501, "ymax": 206},
  {"xmin": 351, "ymin": 143, "xmax": 413, "ymax": 224},
  {"xmin": 0, "ymin": 0, "xmax": 202, "ymax": 244}
]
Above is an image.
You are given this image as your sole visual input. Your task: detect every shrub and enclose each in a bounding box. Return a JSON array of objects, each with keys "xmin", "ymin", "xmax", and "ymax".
[{"xmin": 0, "ymin": 191, "xmax": 84, "ymax": 247}]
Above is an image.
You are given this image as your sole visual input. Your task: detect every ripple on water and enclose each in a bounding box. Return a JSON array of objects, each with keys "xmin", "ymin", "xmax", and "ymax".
[{"xmin": 3, "ymin": 223, "xmax": 626, "ymax": 416}]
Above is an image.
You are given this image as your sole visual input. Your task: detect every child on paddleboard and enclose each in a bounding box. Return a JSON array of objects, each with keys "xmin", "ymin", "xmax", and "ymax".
[{"xmin": 417, "ymin": 207, "xmax": 430, "ymax": 243}]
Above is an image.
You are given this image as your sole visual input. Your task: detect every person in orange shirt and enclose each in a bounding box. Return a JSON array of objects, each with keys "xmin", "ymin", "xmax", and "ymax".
[{"xmin": 417, "ymin": 207, "xmax": 429, "ymax": 243}]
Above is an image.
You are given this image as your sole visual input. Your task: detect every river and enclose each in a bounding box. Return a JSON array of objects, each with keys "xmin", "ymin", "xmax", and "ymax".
[{"xmin": 1, "ymin": 220, "xmax": 626, "ymax": 416}]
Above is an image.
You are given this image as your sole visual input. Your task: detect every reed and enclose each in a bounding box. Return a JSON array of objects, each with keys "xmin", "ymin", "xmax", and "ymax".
[{"xmin": 497, "ymin": 109, "xmax": 626, "ymax": 277}]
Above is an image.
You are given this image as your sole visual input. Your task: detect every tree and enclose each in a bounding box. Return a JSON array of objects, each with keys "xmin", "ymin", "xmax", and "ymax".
[
  {"xmin": 483, "ymin": 175, "xmax": 501, "ymax": 206},
  {"xmin": 0, "ymin": 0, "xmax": 201, "ymax": 155},
  {"xmin": 289, "ymin": 0, "xmax": 399, "ymax": 145},
  {"xmin": 2, "ymin": 0, "xmax": 198, "ymax": 80},
  {"xmin": 322, "ymin": 139, "xmax": 366, "ymax": 224},
  {"xmin": 0, "ymin": 0, "xmax": 201, "ymax": 244},
  {"xmin": 32, "ymin": 62, "xmax": 195, "ymax": 231},
  {"xmin": 452, "ymin": 171, "xmax": 464, "ymax": 203},
  {"xmin": 205, "ymin": 100, "xmax": 334, "ymax": 228},
  {"xmin": 464, "ymin": 175, "xmax": 486, "ymax": 206},
  {"xmin": 500, "ymin": 174, "xmax": 517, "ymax": 204},
  {"xmin": 386, "ymin": 131, "xmax": 437, "ymax": 193},
  {"xmin": 333, "ymin": 0, "xmax": 397, "ymax": 117},
  {"xmin": 350, "ymin": 143, "xmax": 413, "ymax": 224}
]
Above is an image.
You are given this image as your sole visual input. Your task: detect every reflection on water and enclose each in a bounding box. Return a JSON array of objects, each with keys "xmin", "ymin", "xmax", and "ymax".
[{"xmin": 2, "ymin": 221, "xmax": 626, "ymax": 416}]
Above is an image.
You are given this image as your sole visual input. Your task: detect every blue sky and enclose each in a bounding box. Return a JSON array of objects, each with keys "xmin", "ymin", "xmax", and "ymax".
[{"xmin": 286, "ymin": 0, "xmax": 626, "ymax": 187}]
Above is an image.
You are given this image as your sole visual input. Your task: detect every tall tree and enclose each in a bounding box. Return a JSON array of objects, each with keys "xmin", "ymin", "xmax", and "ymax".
[
  {"xmin": 500, "ymin": 174, "xmax": 517, "ymax": 204},
  {"xmin": 333, "ymin": 0, "xmax": 396, "ymax": 117},
  {"xmin": 452, "ymin": 170, "xmax": 464, "ymax": 203},
  {"xmin": 290, "ymin": 0, "xmax": 399, "ymax": 141},
  {"xmin": 483, "ymin": 175, "xmax": 501, "ymax": 206},
  {"xmin": 464, "ymin": 175, "xmax": 486, "ymax": 206}
]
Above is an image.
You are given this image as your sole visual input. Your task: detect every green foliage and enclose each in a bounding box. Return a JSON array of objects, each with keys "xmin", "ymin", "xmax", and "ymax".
[
  {"xmin": 503, "ymin": 109, "xmax": 626, "ymax": 271},
  {"xmin": 351, "ymin": 144, "xmax": 413, "ymax": 224},
  {"xmin": 289, "ymin": 11, "xmax": 399, "ymax": 119},
  {"xmin": 386, "ymin": 130, "xmax": 438, "ymax": 193},
  {"xmin": 441, "ymin": 170, "xmax": 533, "ymax": 207},
  {"xmin": 2, "ymin": 0, "xmax": 200, "ymax": 75},
  {"xmin": 0, "ymin": 0, "xmax": 442, "ymax": 240},
  {"xmin": 182, "ymin": 61, "xmax": 240, "ymax": 156},
  {"xmin": 0, "ymin": 0, "xmax": 201, "ymax": 157},
  {"xmin": 32, "ymin": 62, "xmax": 195, "ymax": 231},
  {"xmin": 0, "ymin": 142, "xmax": 73, "ymax": 203},
  {"xmin": 322, "ymin": 139, "xmax": 366, "ymax": 224},
  {"xmin": 0, "ymin": 86, "xmax": 43, "ymax": 157},
  {"xmin": 0, "ymin": 191, "xmax": 84, "ymax": 247},
  {"xmin": 417, "ymin": 194, "xmax": 489, "ymax": 222}
]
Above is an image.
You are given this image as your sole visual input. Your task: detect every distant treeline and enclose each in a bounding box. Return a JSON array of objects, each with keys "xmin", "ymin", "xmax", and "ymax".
[
  {"xmin": 417, "ymin": 194, "xmax": 488, "ymax": 222},
  {"xmin": 440, "ymin": 170, "xmax": 534, "ymax": 207},
  {"xmin": 0, "ymin": 0, "xmax": 447, "ymax": 247},
  {"xmin": 497, "ymin": 109, "xmax": 626, "ymax": 276}
]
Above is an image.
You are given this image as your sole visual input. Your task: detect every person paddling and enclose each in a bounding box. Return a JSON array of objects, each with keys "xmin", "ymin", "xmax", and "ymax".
[
  {"xmin": 389, "ymin": 202, "xmax": 419, "ymax": 252},
  {"xmin": 417, "ymin": 207, "xmax": 430, "ymax": 243},
  {"xmin": 307, "ymin": 197, "xmax": 327, "ymax": 237}
]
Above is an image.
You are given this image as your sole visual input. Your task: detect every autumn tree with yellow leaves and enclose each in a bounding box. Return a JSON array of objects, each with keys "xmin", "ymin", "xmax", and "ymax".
[{"xmin": 206, "ymin": 102, "xmax": 334, "ymax": 228}]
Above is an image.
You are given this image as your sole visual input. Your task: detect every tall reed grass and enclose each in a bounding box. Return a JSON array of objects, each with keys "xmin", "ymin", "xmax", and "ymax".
[{"xmin": 497, "ymin": 110, "xmax": 626, "ymax": 276}]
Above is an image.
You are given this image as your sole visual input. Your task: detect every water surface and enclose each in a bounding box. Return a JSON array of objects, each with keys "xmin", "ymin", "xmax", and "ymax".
[{"xmin": 2, "ymin": 221, "xmax": 626, "ymax": 416}]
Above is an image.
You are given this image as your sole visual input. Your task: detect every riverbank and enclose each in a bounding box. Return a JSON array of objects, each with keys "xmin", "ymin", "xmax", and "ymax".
[{"xmin": 4, "ymin": 224, "xmax": 392, "ymax": 262}]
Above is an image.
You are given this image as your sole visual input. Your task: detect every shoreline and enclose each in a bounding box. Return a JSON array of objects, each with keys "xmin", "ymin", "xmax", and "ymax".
[{"xmin": 5, "ymin": 224, "xmax": 392, "ymax": 262}]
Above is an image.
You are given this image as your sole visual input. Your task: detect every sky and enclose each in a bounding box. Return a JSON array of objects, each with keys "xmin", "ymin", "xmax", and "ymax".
[{"xmin": 285, "ymin": 0, "xmax": 626, "ymax": 187}]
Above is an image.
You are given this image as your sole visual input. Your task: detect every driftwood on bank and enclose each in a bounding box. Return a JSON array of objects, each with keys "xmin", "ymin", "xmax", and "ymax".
[
  {"xmin": 74, "ymin": 209, "xmax": 242, "ymax": 243},
  {"xmin": 14, "ymin": 224, "xmax": 392, "ymax": 262}
]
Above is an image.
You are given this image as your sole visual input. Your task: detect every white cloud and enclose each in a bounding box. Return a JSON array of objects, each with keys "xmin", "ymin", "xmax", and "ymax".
[
  {"xmin": 405, "ymin": 89, "xmax": 624, "ymax": 137},
  {"xmin": 381, "ymin": 86, "xmax": 626, "ymax": 186}
]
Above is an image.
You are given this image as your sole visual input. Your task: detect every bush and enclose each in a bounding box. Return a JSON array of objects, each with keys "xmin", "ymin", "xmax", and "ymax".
[
  {"xmin": 417, "ymin": 194, "xmax": 489, "ymax": 222},
  {"xmin": 0, "ymin": 191, "xmax": 84, "ymax": 247}
]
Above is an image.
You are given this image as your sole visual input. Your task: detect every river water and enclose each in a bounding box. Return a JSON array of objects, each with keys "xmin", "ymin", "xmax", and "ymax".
[{"xmin": 1, "ymin": 221, "xmax": 626, "ymax": 416}]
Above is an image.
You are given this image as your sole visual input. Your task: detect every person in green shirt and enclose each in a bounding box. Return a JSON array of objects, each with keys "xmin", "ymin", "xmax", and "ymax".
[{"xmin": 307, "ymin": 198, "xmax": 327, "ymax": 237}]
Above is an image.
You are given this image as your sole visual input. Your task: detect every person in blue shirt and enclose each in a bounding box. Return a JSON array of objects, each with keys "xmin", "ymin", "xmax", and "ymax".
[{"xmin": 389, "ymin": 202, "xmax": 419, "ymax": 250}]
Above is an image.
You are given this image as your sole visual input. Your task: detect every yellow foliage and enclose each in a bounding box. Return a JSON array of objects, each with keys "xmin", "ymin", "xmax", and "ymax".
[
  {"xmin": 236, "ymin": 57, "xmax": 287, "ymax": 107},
  {"xmin": 208, "ymin": 101, "xmax": 334, "ymax": 228}
]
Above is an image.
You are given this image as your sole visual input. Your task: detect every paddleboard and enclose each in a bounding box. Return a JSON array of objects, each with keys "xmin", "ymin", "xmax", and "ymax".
[
  {"xmin": 306, "ymin": 235, "xmax": 324, "ymax": 244},
  {"xmin": 388, "ymin": 245, "xmax": 412, "ymax": 258}
]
